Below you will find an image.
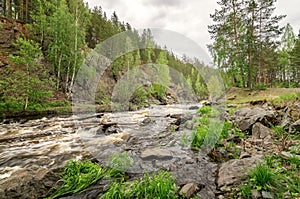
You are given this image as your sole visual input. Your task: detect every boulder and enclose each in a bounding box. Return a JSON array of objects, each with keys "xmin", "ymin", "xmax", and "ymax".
[
  {"xmin": 252, "ymin": 122, "xmax": 273, "ymax": 140},
  {"xmin": 140, "ymin": 148, "xmax": 173, "ymax": 160},
  {"xmin": 217, "ymin": 155, "xmax": 263, "ymax": 188},
  {"xmin": 179, "ymin": 182, "xmax": 199, "ymax": 198},
  {"xmin": 0, "ymin": 166, "xmax": 59, "ymax": 199},
  {"xmin": 234, "ymin": 108, "xmax": 276, "ymax": 131},
  {"xmin": 279, "ymin": 102, "xmax": 300, "ymax": 129}
]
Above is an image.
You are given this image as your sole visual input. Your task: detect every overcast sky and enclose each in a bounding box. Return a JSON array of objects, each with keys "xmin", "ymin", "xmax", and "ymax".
[{"xmin": 85, "ymin": 0, "xmax": 300, "ymax": 62}]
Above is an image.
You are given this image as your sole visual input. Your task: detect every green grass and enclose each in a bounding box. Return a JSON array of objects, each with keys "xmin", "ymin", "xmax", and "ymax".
[
  {"xmin": 48, "ymin": 158, "xmax": 179, "ymax": 199},
  {"xmin": 271, "ymin": 92, "xmax": 300, "ymax": 106},
  {"xmin": 47, "ymin": 160, "xmax": 108, "ymax": 199},
  {"xmin": 180, "ymin": 132, "xmax": 190, "ymax": 147},
  {"xmin": 197, "ymin": 106, "xmax": 212, "ymax": 115},
  {"xmin": 239, "ymin": 155, "xmax": 300, "ymax": 198},
  {"xmin": 101, "ymin": 171, "xmax": 178, "ymax": 199},
  {"xmin": 107, "ymin": 152, "xmax": 134, "ymax": 179},
  {"xmin": 191, "ymin": 125, "xmax": 208, "ymax": 149},
  {"xmin": 249, "ymin": 164, "xmax": 275, "ymax": 191}
]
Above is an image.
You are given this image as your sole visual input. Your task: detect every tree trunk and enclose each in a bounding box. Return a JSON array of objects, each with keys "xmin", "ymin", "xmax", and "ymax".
[
  {"xmin": 56, "ymin": 53, "xmax": 62, "ymax": 90},
  {"xmin": 232, "ymin": 0, "xmax": 245, "ymax": 87},
  {"xmin": 257, "ymin": 7, "xmax": 262, "ymax": 91},
  {"xmin": 68, "ymin": 1, "xmax": 79, "ymax": 99}
]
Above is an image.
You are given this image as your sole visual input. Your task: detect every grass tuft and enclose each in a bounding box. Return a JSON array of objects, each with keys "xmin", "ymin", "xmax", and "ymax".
[
  {"xmin": 48, "ymin": 160, "xmax": 108, "ymax": 199},
  {"xmin": 101, "ymin": 170, "xmax": 178, "ymax": 199}
]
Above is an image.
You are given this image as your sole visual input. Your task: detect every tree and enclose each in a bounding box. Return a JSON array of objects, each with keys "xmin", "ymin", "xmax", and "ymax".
[
  {"xmin": 208, "ymin": 0, "xmax": 246, "ymax": 87},
  {"xmin": 155, "ymin": 49, "xmax": 170, "ymax": 86},
  {"xmin": 4, "ymin": 38, "xmax": 51, "ymax": 110},
  {"xmin": 289, "ymin": 31, "xmax": 300, "ymax": 86},
  {"xmin": 208, "ymin": 0, "xmax": 285, "ymax": 90},
  {"xmin": 278, "ymin": 23, "xmax": 296, "ymax": 86}
]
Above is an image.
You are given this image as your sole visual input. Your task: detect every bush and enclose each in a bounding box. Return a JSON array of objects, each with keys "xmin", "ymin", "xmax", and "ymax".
[{"xmin": 148, "ymin": 83, "xmax": 167, "ymax": 100}]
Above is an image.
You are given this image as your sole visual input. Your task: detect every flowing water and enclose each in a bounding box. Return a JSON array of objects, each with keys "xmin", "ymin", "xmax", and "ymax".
[{"xmin": 0, "ymin": 104, "xmax": 218, "ymax": 198}]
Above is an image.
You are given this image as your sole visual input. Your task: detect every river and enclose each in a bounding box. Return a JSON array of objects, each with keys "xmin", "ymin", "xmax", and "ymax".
[{"xmin": 0, "ymin": 104, "xmax": 218, "ymax": 198}]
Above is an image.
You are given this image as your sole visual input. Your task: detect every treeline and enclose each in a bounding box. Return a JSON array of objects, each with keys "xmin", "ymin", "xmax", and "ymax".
[
  {"xmin": 0, "ymin": 0, "xmax": 30, "ymax": 22},
  {"xmin": 0, "ymin": 0, "xmax": 208, "ymax": 112},
  {"xmin": 208, "ymin": 0, "xmax": 300, "ymax": 89}
]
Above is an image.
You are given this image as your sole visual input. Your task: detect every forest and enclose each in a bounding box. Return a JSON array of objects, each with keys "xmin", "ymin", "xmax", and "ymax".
[
  {"xmin": 0, "ymin": 1, "xmax": 299, "ymax": 199},
  {"xmin": 0, "ymin": 0, "xmax": 299, "ymax": 114},
  {"xmin": 208, "ymin": 0, "xmax": 300, "ymax": 89}
]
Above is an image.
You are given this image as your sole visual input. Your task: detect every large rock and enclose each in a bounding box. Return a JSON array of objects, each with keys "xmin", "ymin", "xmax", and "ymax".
[
  {"xmin": 0, "ymin": 166, "xmax": 59, "ymax": 199},
  {"xmin": 234, "ymin": 108, "xmax": 276, "ymax": 131},
  {"xmin": 252, "ymin": 122, "xmax": 273, "ymax": 140},
  {"xmin": 279, "ymin": 102, "xmax": 300, "ymax": 129},
  {"xmin": 140, "ymin": 148, "xmax": 173, "ymax": 160},
  {"xmin": 217, "ymin": 155, "xmax": 263, "ymax": 188},
  {"xmin": 179, "ymin": 182, "xmax": 200, "ymax": 198}
]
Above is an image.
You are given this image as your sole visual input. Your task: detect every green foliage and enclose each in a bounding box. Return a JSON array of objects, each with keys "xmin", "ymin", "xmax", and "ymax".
[
  {"xmin": 272, "ymin": 125, "xmax": 286, "ymax": 137},
  {"xmin": 101, "ymin": 171, "xmax": 178, "ymax": 199},
  {"xmin": 191, "ymin": 125, "xmax": 208, "ymax": 150},
  {"xmin": 249, "ymin": 164, "xmax": 275, "ymax": 191},
  {"xmin": 197, "ymin": 106, "xmax": 212, "ymax": 115},
  {"xmin": 0, "ymin": 38, "xmax": 53, "ymax": 111},
  {"xmin": 107, "ymin": 152, "xmax": 134, "ymax": 176},
  {"xmin": 271, "ymin": 92, "xmax": 300, "ymax": 106},
  {"xmin": 239, "ymin": 155, "xmax": 300, "ymax": 198},
  {"xmin": 180, "ymin": 132, "xmax": 190, "ymax": 147},
  {"xmin": 130, "ymin": 87, "xmax": 148, "ymax": 105},
  {"xmin": 48, "ymin": 160, "xmax": 108, "ymax": 199},
  {"xmin": 209, "ymin": 0, "xmax": 286, "ymax": 90},
  {"xmin": 219, "ymin": 121, "xmax": 232, "ymax": 140},
  {"xmin": 239, "ymin": 183, "xmax": 252, "ymax": 198},
  {"xmin": 132, "ymin": 171, "xmax": 178, "ymax": 199},
  {"xmin": 148, "ymin": 83, "xmax": 167, "ymax": 100},
  {"xmin": 100, "ymin": 181, "xmax": 128, "ymax": 199},
  {"xmin": 191, "ymin": 115, "xmax": 230, "ymax": 150}
]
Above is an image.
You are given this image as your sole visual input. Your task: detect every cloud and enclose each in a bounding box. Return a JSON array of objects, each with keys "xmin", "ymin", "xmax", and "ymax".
[
  {"xmin": 84, "ymin": 0, "xmax": 300, "ymax": 63},
  {"xmin": 143, "ymin": 0, "xmax": 184, "ymax": 8}
]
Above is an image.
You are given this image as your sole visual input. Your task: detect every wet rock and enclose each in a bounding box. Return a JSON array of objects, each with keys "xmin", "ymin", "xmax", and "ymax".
[
  {"xmin": 234, "ymin": 108, "xmax": 276, "ymax": 131},
  {"xmin": 252, "ymin": 189, "xmax": 262, "ymax": 198},
  {"xmin": 179, "ymin": 182, "xmax": 199, "ymax": 198},
  {"xmin": 172, "ymin": 160, "xmax": 217, "ymax": 199},
  {"xmin": 262, "ymin": 191, "xmax": 274, "ymax": 199},
  {"xmin": 218, "ymin": 155, "xmax": 263, "ymax": 188},
  {"xmin": 0, "ymin": 166, "xmax": 59, "ymax": 199},
  {"xmin": 189, "ymin": 106, "xmax": 200, "ymax": 110},
  {"xmin": 140, "ymin": 117, "xmax": 155, "ymax": 126},
  {"xmin": 252, "ymin": 122, "xmax": 273, "ymax": 140},
  {"xmin": 140, "ymin": 148, "xmax": 173, "ymax": 161},
  {"xmin": 104, "ymin": 125, "xmax": 120, "ymax": 135}
]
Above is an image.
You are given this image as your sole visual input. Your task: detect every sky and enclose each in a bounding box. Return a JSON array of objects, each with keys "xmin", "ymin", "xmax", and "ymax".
[{"xmin": 85, "ymin": 0, "xmax": 300, "ymax": 63}]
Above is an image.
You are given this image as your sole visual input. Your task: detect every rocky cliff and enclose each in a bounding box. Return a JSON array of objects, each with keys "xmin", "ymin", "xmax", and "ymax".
[{"xmin": 0, "ymin": 16, "xmax": 28, "ymax": 67}]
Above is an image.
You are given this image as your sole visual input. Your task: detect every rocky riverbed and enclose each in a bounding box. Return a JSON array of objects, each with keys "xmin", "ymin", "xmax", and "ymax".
[{"xmin": 0, "ymin": 102, "xmax": 299, "ymax": 198}]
